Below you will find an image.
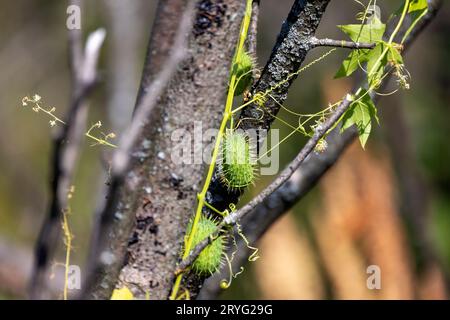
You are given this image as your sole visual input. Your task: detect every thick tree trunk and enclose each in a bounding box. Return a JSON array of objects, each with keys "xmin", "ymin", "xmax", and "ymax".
[{"xmin": 86, "ymin": 0, "xmax": 246, "ymax": 300}]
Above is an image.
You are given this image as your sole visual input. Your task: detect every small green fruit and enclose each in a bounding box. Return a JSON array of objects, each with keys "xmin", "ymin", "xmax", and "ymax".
[
  {"xmin": 220, "ymin": 130, "xmax": 256, "ymax": 189},
  {"xmin": 185, "ymin": 216, "xmax": 224, "ymax": 275},
  {"xmin": 234, "ymin": 51, "xmax": 254, "ymax": 96}
]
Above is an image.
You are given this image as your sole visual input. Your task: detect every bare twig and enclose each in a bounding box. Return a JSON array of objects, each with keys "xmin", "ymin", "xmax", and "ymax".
[
  {"xmin": 247, "ymin": 0, "xmax": 260, "ymax": 59},
  {"xmin": 239, "ymin": 0, "xmax": 331, "ymax": 132},
  {"xmin": 309, "ymin": 36, "xmax": 376, "ymax": 49},
  {"xmin": 30, "ymin": 0, "xmax": 106, "ymax": 297}
]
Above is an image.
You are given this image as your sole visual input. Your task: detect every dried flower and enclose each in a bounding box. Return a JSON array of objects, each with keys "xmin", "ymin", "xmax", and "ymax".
[{"xmin": 314, "ymin": 138, "xmax": 328, "ymax": 154}]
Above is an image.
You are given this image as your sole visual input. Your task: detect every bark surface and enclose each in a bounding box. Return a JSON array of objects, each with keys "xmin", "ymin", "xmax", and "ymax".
[{"xmin": 94, "ymin": 0, "xmax": 246, "ymax": 300}]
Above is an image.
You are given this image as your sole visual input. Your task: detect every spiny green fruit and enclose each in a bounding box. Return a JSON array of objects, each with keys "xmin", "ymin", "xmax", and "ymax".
[
  {"xmin": 185, "ymin": 216, "xmax": 225, "ymax": 275},
  {"xmin": 234, "ymin": 51, "xmax": 254, "ymax": 96},
  {"xmin": 220, "ymin": 130, "xmax": 256, "ymax": 189}
]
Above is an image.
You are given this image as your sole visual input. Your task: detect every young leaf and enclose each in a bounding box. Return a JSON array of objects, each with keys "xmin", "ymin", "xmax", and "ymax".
[
  {"xmin": 392, "ymin": 0, "xmax": 427, "ymax": 18},
  {"xmin": 401, "ymin": 1, "xmax": 429, "ymax": 44},
  {"xmin": 338, "ymin": 20, "xmax": 386, "ymax": 43},
  {"xmin": 409, "ymin": 0, "xmax": 428, "ymax": 13},
  {"xmin": 335, "ymin": 19, "xmax": 386, "ymax": 78},
  {"xmin": 335, "ymin": 50, "xmax": 369, "ymax": 78},
  {"xmin": 341, "ymin": 90, "xmax": 378, "ymax": 148}
]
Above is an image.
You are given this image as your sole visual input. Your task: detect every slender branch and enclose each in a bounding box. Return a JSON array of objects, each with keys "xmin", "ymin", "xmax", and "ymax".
[
  {"xmin": 309, "ymin": 36, "xmax": 376, "ymax": 49},
  {"xmin": 247, "ymin": 0, "xmax": 260, "ymax": 58},
  {"xmin": 240, "ymin": 0, "xmax": 330, "ymax": 131},
  {"xmin": 103, "ymin": 0, "xmax": 142, "ymax": 132},
  {"xmin": 29, "ymin": 0, "xmax": 105, "ymax": 298}
]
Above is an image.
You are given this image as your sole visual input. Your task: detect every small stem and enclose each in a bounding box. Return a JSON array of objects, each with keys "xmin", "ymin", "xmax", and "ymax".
[
  {"xmin": 85, "ymin": 132, "xmax": 118, "ymax": 148},
  {"xmin": 309, "ymin": 37, "xmax": 376, "ymax": 49},
  {"xmin": 204, "ymin": 201, "xmax": 228, "ymax": 217},
  {"xmin": 389, "ymin": 0, "xmax": 410, "ymax": 44},
  {"xmin": 62, "ymin": 209, "xmax": 72, "ymax": 300}
]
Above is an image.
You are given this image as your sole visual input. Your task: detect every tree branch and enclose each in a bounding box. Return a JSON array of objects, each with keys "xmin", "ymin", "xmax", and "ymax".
[
  {"xmin": 81, "ymin": 0, "xmax": 195, "ymax": 299},
  {"xmin": 176, "ymin": 94, "xmax": 354, "ymax": 272},
  {"xmin": 134, "ymin": 0, "xmax": 187, "ymax": 110},
  {"xmin": 247, "ymin": 0, "xmax": 260, "ymax": 58},
  {"xmin": 197, "ymin": 128, "xmax": 355, "ymax": 299},
  {"xmin": 30, "ymin": 0, "xmax": 105, "ymax": 298},
  {"xmin": 163, "ymin": 0, "xmax": 334, "ymax": 298},
  {"xmin": 309, "ymin": 36, "xmax": 376, "ymax": 49}
]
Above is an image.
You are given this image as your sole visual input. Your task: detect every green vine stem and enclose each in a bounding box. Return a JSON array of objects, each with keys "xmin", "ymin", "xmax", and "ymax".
[
  {"xmin": 169, "ymin": 0, "xmax": 253, "ymax": 300},
  {"xmin": 171, "ymin": 0, "xmax": 418, "ymax": 296}
]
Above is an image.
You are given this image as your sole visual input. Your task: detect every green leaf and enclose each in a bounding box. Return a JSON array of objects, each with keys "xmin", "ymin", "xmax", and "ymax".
[
  {"xmin": 341, "ymin": 90, "xmax": 378, "ymax": 148},
  {"xmin": 335, "ymin": 20, "xmax": 386, "ymax": 79},
  {"xmin": 409, "ymin": 0, "xmax": 428, "ymax": 13},
  {"xmin": 366, "ymin": 42, "xmax": 388, "ymax": 87},
  {"xmin": 401, "ymin": 1, "xmax": 429, "ymax": 44},
  {"xmin": 335, "ymin": 50, "xmax": 370, "ymax": 78},
  {"xmin": 392, "ymin": 0, "xmax": 427, "ymax": 18},
  {"xmin": 392, "ymin": 0, "xmax": 428, "ymax": 43},
  {"xmin": 388, "ymin": 46, "xmax": 403, "ymax": 65},
  {"xmin": 338, "ymin": 20, "xmax": 386, "ymax": 43},
  {"xmin": 361, "ymin": 91, "xmax": 379, "ymax": 124}
]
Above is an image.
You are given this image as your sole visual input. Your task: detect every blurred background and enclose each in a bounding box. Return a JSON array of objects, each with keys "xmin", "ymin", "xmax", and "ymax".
[{"xmin": 0, "ymin": 0, "xmax": 448, "ymax": 299}]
